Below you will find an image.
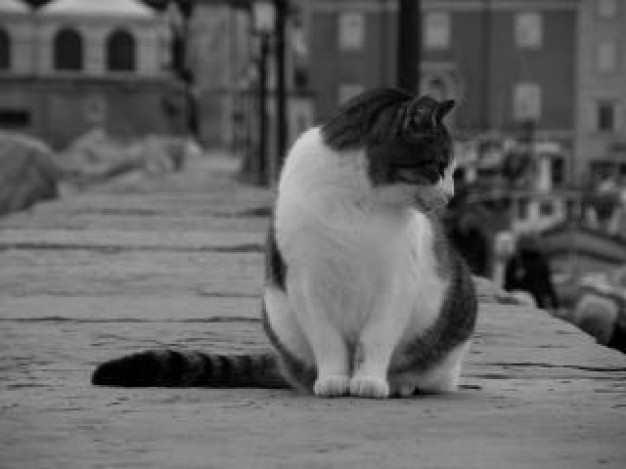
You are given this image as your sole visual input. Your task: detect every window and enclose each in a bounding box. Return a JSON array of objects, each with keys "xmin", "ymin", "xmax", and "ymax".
[
  {"xmin": 596, "ymin": 101, "xmax": 616, "ymax": 131},
  {"xmin": 107, "ymin": 29, "xmax": 136, "ymax": 71},
  {"xmin": 0, "ymin": 28, "xmax": 9, "ymax": 70},
  {"xmin": 513, "ymin": 83, "xmax": 541, "ymax": 121},
  {"xmin": 515, "ymin": 12, "xmax": 542, "ymax": 49},
  {"xmin": 0, "ymin": 109, "xmax": 30, "ymax": 129},
  {"xmin": 54, "ymin": 28, "xmax": 83, "ymax": 71},
  {"xmin": 552, "ymin": 158, "xmax": 565, "ymax": 185},
  {"xmin": 338, "ymin": 12, "xmax": 365, "ymax": 50},
  {"xmin": 566, "ymin": 199, "xmax": 578, "ymax": 219},
  {"xmin": 539, "ymin": 201, "xmax": 554, "ymax": 217},
  {"xmin": 338, "ymin": 84, "xmax": 364, "ymax": 105},
  {"xmin": 597, "ymin": 0, "xmax": 618, "ymax": 18},
  {"xmin": 597, "ymin": 41, "xmax": 618, "ymax": 73},
  {"xmin": 424, "ymin": 12, "xmax": 450, "ymax": 50},
  {"xmin": 518, "ymin": 198, "xmax": 529, "ymax": 219}
]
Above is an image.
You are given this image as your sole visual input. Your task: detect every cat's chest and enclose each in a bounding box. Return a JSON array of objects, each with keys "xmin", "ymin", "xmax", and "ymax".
[
  {"xmin": 278, "ymin": 204, "xmax": 441, "ymax": 294},
  {"xmin": 277, "ymin": 200, "xmax": 407, "ymax": 265},
  {"xmin": 277, "ymin": 203, "xmax": 446, "ymax": 336}
]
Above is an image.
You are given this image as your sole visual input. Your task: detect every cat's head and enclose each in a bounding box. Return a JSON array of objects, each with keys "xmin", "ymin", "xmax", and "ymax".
[{"xmin": 321, "ymin": 88, "xmax": 456, "ymax": 210}]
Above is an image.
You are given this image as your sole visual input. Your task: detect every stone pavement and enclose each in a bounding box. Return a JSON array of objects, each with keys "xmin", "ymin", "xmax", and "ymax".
[{"xmin": 0, "ymin": 154, "xmax": 624, "ymax": 469}]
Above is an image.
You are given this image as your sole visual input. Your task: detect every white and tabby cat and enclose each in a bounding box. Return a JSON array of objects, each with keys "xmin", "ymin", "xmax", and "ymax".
[{"xmin": 92, "ymin": 88, "xmax": 477, "ymax": 398}]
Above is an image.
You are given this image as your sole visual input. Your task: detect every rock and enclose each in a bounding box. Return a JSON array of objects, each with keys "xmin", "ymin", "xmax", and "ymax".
[
  {"xmin": 56, "ymin": 129, "xmax": 193, "ymax": 188},
  {"xmin": 138, "ymin": 135, "xmax": 188, "ymax": 175},
  {"xmin": 0, "ymin": 131, "xmax": 60, "ymax": 216},
  {"xmin": 55, "ymin": 128, "xmax": 143, "ymax": 187}
]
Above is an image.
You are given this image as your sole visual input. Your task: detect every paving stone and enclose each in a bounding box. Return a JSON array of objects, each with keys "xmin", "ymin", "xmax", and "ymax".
[{"xmin": 0, "ymin": 155, "xmax": 624, "ymax": 469}]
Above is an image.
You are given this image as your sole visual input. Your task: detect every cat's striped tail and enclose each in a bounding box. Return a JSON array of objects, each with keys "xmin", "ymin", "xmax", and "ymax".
[{"xmin": 91, "ymin": 350, "xmax": 288, "ymax": 388}]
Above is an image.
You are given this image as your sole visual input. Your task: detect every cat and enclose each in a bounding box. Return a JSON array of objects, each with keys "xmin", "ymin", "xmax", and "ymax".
[{"xmin": 92, "ymin": 88, "xmax": 478, "ymax": 398}]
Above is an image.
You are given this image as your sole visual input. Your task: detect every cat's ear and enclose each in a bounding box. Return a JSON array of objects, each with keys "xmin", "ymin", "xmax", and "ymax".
[
  {"xmin": 434, "ymin": 100, "xmax": 455, "ymax": 125},
  {"xmin": 406, "ymin": 96, "xmax": 438, "ymax": 132},
  {"xmin": 412, "ymin": 101, "xmax": 434, "ymax": 129}
]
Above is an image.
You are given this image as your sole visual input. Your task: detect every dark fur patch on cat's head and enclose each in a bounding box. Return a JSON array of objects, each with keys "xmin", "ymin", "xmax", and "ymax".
[
  {"xmin": 321, "ymin": 88, "xmax": 455, "ymax": 186},
  {"xmin": 321, "ymin": 88, "xmax": 413, "ymax": 149}
]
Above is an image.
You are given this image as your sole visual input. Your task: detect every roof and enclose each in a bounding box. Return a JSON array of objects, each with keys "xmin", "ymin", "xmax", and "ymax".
[
  {"xmin": 0, "ymin": 0, "xmax": 29, "ymax": 13},
  {"xmin": 40, "ymin": 0, "xmax": 156, "ymax": 19}
]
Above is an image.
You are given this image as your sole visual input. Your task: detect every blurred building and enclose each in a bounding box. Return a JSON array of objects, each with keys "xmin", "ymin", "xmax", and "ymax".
[
  {"xmin": 0, "ymin": 0, "xmax": 185, "ymax": 149},
  {"xmin": 185, "ymin": 0, "xmax": 251, "ymax": 147},
  {"xmin": 186, "ymin": 0, "xmax": 313, "ymax": 153},
  {"xmin": 305, "ymin": 0, "xmax": 397, "ymax": 120},
  {"xmin": 576, "ymin": 0, "xmax": 626, "ymax": 184},
  {"xmin": 185, "ymin": 0, "xmax": 623, "ymax": 187},
  {"xmin": 303, "ymin": 0, "xmax": 578, "ymax": 187}
]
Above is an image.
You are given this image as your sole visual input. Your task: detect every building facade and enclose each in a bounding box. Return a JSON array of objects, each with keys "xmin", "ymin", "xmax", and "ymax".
[
  {"xmin": 306, "ymin": 0, "xmax": 397, "ymax": 121},
  {"xmin": 187, "ymin": 0, "xmax": 314, "ymax": 152},
  {"xmin": 186, "ymin": 0, "xmax": 246, "ymax": 147},
  {"xmin": 576, "ymin": 0, "xmax": 626, "ymax": 184},
  {"xmin": 304, "ymin": 0, "xmax": 579, "ymax": 185},
  {"xmin": 0, "ymin": 0, "xmax": 185, "ymax": 149}
]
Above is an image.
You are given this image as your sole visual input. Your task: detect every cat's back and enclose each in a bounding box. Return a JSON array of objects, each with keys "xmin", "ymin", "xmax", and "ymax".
[
  {"xmin": 274, "ymin": 126, "xmax": 327, "ymax": 238},
  {"xmin": 278, "ymin": 126, "xmax": 358, "ymax": 197},
  {"xmin": 279, "ymin": 126, "xmax": 326, "ymax": 186},
  {"xmin": 275, "ymin": 124, "xmax": 369, "ymax": 235}
]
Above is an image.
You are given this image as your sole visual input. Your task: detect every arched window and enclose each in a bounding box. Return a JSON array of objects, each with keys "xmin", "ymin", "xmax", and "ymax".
[
  {"xmin": 107, "ymin": 29, "xmax": 135, "ymax": 71},
  {"xmin": 54, "ymin": 27, "xmax": 83, "ymax": 71},
  {"xmin": 0, "ymin": 28, "xmax": 10, "ymax": 70}
]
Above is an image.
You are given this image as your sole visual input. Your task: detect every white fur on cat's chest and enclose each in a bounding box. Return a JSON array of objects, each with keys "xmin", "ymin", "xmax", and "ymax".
[
  {"xmin": 274, "ymin": 127, "xmax": 447, "ymax": 345},
  {"xmin": 277, "ymin": 206, "xmax": 445, "ymax": 341}
]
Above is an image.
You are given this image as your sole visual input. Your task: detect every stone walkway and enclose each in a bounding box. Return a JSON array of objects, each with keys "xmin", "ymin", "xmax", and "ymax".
[{"xmin": 0, "ymin": 155, "xmax": 624, "ymax": 469}]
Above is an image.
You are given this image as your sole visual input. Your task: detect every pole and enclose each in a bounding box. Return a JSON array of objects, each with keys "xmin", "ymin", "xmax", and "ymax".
[
  {"xmin": 173, "ymin": 1, "xmax": 197, "ymax": 138},
  {"xmin": 482, "ymin": 0, "xmax": 492, "ymax": 131},
  {"xmin": 274, "ymin": 0, "xmax": 288, "ymax": 184},
  {"xmin": 397, "ymin": 0, "xmax": 421, "ymax": 93},
  {"xmin": 259, "ymin": 34, "xmax": 269, "ymax": 185}
]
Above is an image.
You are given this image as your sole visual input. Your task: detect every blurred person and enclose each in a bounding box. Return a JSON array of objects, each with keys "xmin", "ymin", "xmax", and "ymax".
[
  {"xmin": 573, "ymin": 266, "xmax": 626, "ymax": 354},
  {"xmin": 504, "ymin": 233, "xmax": 559, "ymax": 310},
  {"xmin": 445, "ymin": 170, "xmax": 490, "ymax": 277},
  {"xmin": 493, "ymin": 231, "xmax": 516, "ymax": 288}
]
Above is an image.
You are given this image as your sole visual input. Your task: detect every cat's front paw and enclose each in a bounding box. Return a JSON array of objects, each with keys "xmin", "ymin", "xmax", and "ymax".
[
  {"xmin": 349, "ymin": 376, "xmax": 389, "ymax": 398},
  {"xmin": 314, "ymin": 375, "xmax": 350, "ymax": 397}
]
